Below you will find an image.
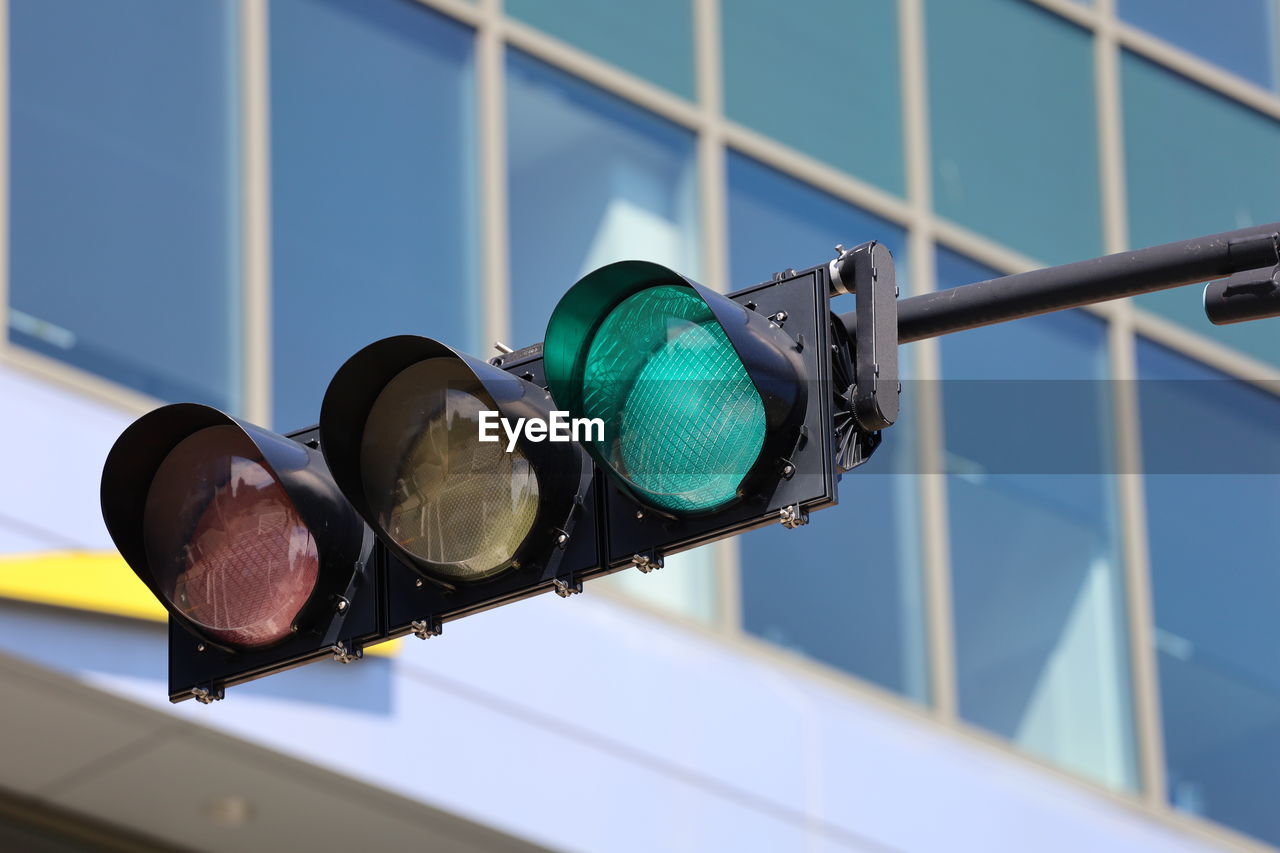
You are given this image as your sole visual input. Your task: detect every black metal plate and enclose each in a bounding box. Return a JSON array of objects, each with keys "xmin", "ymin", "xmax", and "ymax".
[{"xmin": 598, "ymin": 267, "xmax": 836, "ymax": 566}]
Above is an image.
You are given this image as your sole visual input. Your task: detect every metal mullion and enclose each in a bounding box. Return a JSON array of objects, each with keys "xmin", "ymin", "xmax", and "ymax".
[
  {"xmin": 477, "ymin": 0, "xmax": 509, "ymax": 352},
  {"xmin": 1026, "ymin": 0, "xmax": 1280, "ymax": 122},
  {"xmin": 1093, "ymin": 0, "xmax": 1170, "ymax": 806},
  {"xmin": 1116, "ymin": 21, "xmax": 1280, "ymax": 122},
  {"xmin": 240, "ymin": 0, "xmax": 272, "ymax": 427},
  {"xmin": 0, "ymin": 0, "xmax": 8, "ymax": 358},
  {"xmin": 693, "ymin": 0, "xmax": 742, "ymax": 635},
  {"xmin": 1110, "ymin": 301, "xmax": 1169, "ymax": 805},
  {"xmin": 898, "ymin": 0, "xmax": 957, "ymax": 718}
]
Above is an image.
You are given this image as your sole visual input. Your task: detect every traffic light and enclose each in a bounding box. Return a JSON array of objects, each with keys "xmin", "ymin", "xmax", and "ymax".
[
  {"xmin": 317, "ymin": 335, "xmax": 600, "ymax": 636},
  {"xmin": 99, "ymin": 242, "xmax": 899, "ymax": 701},
  {"xmin": 542, "ymin": 242, "xmax": 898, "ymax": 571},
  {"xmin": 100, "ymin": 404, "xmax": 379, "ymax": 703}
]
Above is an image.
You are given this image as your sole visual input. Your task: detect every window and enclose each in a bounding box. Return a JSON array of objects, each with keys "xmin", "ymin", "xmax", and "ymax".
[
  {"xmin": 926, "ymin": 0, "xmax": 1102, "ymax": 265},
  {"xmin": 506, "ymin": 49, "xmax": 709, "ymax": 621},
  {"xmin": 725, "ymin": 152, "xmax": 907, "ymax": 300},
  {"xmin": 731, "ymin": 154, "xmax": 926, "ymax": 700},
  {"xmin": 9, "ymin": 0, "xmax": 240, "ymax": 410},
  {"xmin": 1121, "ymin": 51, "xmax": 1280, "ymax": 368},
  {"xmin": 270, "ymin": 0, "xmax": 478, "ymax": 430},
  {"xmin": 505, "ymin": 0, "xmax": 695, "ymax": 99},
  {"xmin": 1118, "ymin": 0, "xmax": 1279, "ymax": 92},
  {"xmin": 722, "ymin": 0, "xmax": 904, "ymax": 196},
  {"xmin": 506, "ymin": 50, "xmax": 699, "ymax": 347},
  {"xmin": 1138, "ymin": 339, "xmax": 1280, "ymax": 848},
  {"xmin": 939, "ymin": 247, "xmax": 1137, "ymax": 790}
]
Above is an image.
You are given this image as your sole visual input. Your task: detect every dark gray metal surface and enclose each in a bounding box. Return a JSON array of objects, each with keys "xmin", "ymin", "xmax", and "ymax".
[{"xmin": 839, "ymin": 222, "xmax": 1280, "ymax": 343}]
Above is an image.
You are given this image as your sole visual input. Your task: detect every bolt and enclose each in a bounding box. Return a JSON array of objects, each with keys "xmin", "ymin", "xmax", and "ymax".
[
  {"xmin": 335, "ymin": 597, "xmax": 348, "ymax": 612},
  {"xmin": 556, "ymin": 532, "xmax": 569, "ymax": 546},
  {"xmin": 196, "ymin": 643, "xmax": 206, "ymax": 653},
  {"xmin": 410, "ymin": 620, "xmax": 440, "ymax": 640},
  {"xmin": 415, "ymin": 578, "xmax": 424, "ymax": 588},
  {"xmin": 635, "ymin": 510, "xmax": 645, "ymax": 520}
]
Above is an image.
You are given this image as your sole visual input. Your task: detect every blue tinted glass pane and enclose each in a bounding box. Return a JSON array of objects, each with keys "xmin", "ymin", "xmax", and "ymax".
[
  {"xmin": 739, "ymin": 402, "xmax": 926, "ymax": 700},
  {"xmin": 939, "ymin": 247, "xmax": 1137, "ymax": 790},
  {"xmin": 1122, "ymin": 52, "xmax": 1280, "ymax": 368},
  {"xmin": 732, "ymin": 157, "xmax": 923, "ymax": 700},
  {"xmin": 10, "ymin": 0, "xmax": 239, "ymax": 410},
  {"xmin": 1138, "ymin": 339, "xmax": 1280, "ymax": 847},
  {"xmin": 505, "ymin": 0, "xmax": 693, "ymax": 99},
  {"xmin": 507, "ymin": 50, "xmax": 698, "ymax": 348},
  {"xmin": 507, "ymin": 49, "xmax": 707, "ymax": 621},
  {"xmin": 927, "ymin": 0, "xmax": 1102, "ymax": 264},
  {"xmin": 1118, "ymin": 0, "xmax": 1278, "ymax": 91},
  {"xmin": 270, "ymin": 0, "xmax": 477, "ymax": 430},
  {"xmin": 726, "ymin": 152, "xmax": 906, "ymax": 311},
  {"xmin": 722, "ymin": 0, "xmax": 903, "ymax": 196}
]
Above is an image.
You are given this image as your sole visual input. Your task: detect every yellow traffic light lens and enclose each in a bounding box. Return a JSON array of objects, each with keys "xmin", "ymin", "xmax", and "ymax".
[
  {"xmin": 143, "ymin": 426, "xmax": 319, "ymax": 649},
  {"xmin": 583, "ymin": 285, "xmax": 766, "ymax": 513},
  {"xmin": 359, "ymin": 358, "xmax": 540, "ymax": 581}
]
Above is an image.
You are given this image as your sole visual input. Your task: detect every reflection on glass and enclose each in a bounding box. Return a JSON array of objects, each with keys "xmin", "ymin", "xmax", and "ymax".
[
  {"xmin": 1121, "ymin": 51, "xmax": 1280, "ymax": 368},
  {"xmin": 1138, "ymin": 338, "xmax": 1280, "ymax": 848},
  {"xmin": 726, "ymin": 152, "xmax": 908, "ymax": 313},
  {"xmin": 939, "ymin": 247, "xmax": 1137, "ymax": 790},
  {"xmin": 926, "ymin": 0, "xmax": 1101, "ymax": 265},
  {"xmin": 10, "ymin": 0, "xmax": 239, "ymax": 409},
  {"xmin": 1118, "ymin": 0, "xmax": 1278, "ymax": 91},
  {"xmin": 506, "ymin": 49, "xmax": 708, "ymax": 620},
  {"xmin": 721, "ymin": 0, "xmax": 903, "ymax": 195},
  {"xmin": 506, "ymin": 0, "xmax": 694, "ymax": 98},
  {"xmin": 270, "ymin": 0, "xmax": 478, "ymax": 429},
  {"xmin": 144, "ymin": 427, "xmax": 318, "ymax": 649},
  {"xmin": 361, "ymin": 359, "xmax": 539, "ymax": 581},
  {"xmin": 507, "ymin": 49, "xmax": 699, "ymax": 348},
  {"xmin": 732, "ymin": 158, "xmax": 924, "ymax": 700}
]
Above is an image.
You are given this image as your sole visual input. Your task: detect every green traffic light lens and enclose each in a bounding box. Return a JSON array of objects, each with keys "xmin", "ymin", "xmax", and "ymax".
[{"xmin": 582, "ymin": 285, "xmax": 765, "ymax": 513}]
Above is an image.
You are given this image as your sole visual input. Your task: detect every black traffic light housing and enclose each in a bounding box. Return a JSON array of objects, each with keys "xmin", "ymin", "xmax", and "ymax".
[
  {"xmin": 100, "ymin": 405, "xmax": 380, "ymax": 703},
  {"xmin": 542, "ymin": 241, "xmax": 899, "ymax": 573},
  {"xmin": 98, "ymin": 242, "xmax": 898, "ymax": 703},
  {"xmin": 318, "ymin": 335, "xmax": 603, "ymax": 640}
]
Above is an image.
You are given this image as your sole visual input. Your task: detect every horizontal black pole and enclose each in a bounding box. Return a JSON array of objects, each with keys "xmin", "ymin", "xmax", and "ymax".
[{"xmin": 839, "ymin": 222, "xmax": 1280, "ymax": 344}]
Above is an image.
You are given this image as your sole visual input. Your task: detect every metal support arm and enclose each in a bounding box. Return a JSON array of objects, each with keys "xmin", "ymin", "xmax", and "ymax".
[{"xmin": 838, "ymin": 222, "xmax": 1280, "ymax": 344}]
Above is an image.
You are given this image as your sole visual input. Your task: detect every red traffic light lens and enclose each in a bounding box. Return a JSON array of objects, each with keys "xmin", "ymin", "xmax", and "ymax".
[{"xmin": 143, "ymin": 426, "xmax": 319, "ymax": 649}]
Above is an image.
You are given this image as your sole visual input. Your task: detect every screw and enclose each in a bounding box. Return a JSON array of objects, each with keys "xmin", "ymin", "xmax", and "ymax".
[
  {"xmin": 782, "ymin": 464, "xmax": 795, "ymax": 477},
  {"xmin": 196, "ymin": 643, "xmax": 206, "ymax": 653},
  {"xmin": 410, "ymin": 620, "xmax": 440, "ymax": 640},
  {"xmin": 556, "ymin": 532, "xmax": 569, "ymax": 545},
  {"xmin": 335, "ymin": 597, "xmax": 348, "ymax": 612},
  {"xmin": 415, "ymin": 578, "xmax": 424, "ymax": 588},
  {"xmin": 635, "ymin": 510, "xmax": 645, "ymax": 520}
]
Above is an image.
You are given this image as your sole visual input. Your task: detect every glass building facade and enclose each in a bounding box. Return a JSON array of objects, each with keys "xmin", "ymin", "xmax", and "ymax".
[{"xmin": 4, "ymin": 0, "xmax": 1279, "ymax": 848}]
